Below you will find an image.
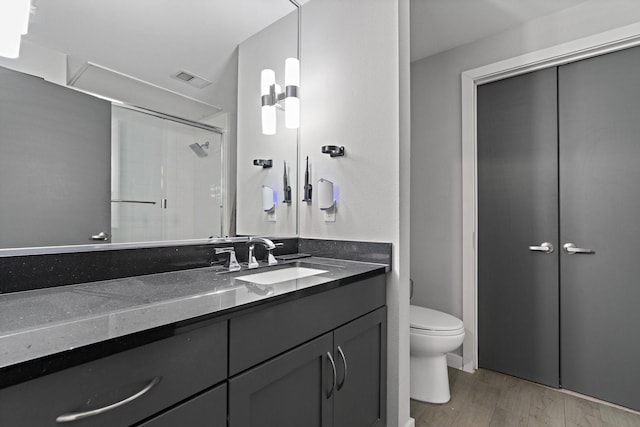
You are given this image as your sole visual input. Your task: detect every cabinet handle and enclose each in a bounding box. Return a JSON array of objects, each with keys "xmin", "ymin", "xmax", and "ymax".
[
  {"xmin": 55, "ymin": 376, "xmax": 162, "ymax": 423},
  {"xmin": 327, "ymin": 352, "xmax": 337, "ymax": 398},
  {"xmin": 337, "ymin": 346, "xmax": 348, "ymax": 391}
]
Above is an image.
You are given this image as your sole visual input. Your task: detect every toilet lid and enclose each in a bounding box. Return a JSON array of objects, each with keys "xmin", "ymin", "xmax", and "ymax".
[{"xmin": 410, "ymin": 305, "xmax": 463, "ymax": 331}]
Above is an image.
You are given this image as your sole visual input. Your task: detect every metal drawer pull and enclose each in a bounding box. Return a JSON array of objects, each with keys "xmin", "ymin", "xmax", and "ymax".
[
  {"xmin": 327, "ymin": 352, "xmax": 337, "ymax": 398},
  {"xmin": 337, "ymin": 346, "xmax": 348, "ymax": 391},
  {"xmin": 528, "ymin": 242, "xmax": 554, "ymax": 253},
  {"xmin": 563, "ymin": 243, "xmax": 594, "ymax": 255},
  {"xmin": 55, "ymin": 376, "xmax": 162, "ymax": 423}
]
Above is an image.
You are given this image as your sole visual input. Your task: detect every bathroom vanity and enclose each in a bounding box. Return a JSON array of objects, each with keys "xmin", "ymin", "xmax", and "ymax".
[{"xmin": 0, "ymin": 255, "xmax": 388, "ymax": 427}]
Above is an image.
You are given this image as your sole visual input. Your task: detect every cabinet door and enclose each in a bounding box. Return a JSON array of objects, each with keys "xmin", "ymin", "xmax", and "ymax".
[
  {"xmin": 333, "ymin": 308, "xmax": 387, "ymax": 427},
  {"xmin": 229, "ymin": 333, "xmax": 333, "ymax": 427}
]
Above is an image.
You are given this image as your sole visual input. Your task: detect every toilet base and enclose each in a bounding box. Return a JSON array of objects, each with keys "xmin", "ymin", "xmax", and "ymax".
[{"xmin": 410, "ymin": 354, "xmax": 451, "ymax": 404}]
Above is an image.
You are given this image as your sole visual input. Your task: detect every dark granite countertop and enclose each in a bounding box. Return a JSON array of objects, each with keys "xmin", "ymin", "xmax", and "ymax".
[{"xmin": 0, "ymin": 257, "xmax": 387, "ymax": 370}]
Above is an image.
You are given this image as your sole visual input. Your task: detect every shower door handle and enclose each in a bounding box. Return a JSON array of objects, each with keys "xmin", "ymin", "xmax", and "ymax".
[
  {"xmin": 563, "ymin": 243, "xmax": 594, "ymax": 255},
  {"xmin": 529, "ymin": 242, "xmax": 554, "ymax": 253}
]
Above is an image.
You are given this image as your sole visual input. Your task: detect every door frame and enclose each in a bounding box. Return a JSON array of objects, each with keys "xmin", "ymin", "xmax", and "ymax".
[{"xmin": 460, "ymin": 22, "xmax": 640, "ymax": 373}]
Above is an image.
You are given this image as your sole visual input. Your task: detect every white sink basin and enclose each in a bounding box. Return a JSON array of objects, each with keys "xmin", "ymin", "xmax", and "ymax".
[{"xmin": 235, "ymin": 266, "xmax": 328, "ymax": 285}]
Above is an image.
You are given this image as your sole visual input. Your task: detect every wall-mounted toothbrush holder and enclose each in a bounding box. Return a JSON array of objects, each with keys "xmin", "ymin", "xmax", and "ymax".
[
  {"xmin": 253, "ymin": 159, "xmax": 273, "ymax": 168},
  {"xmin": 321, "ymin": 145, "xmax": 345, "ymax": 157},
  {"xmin": 302, "ymin": 156, "xmax": 312, "ymax": 203}
]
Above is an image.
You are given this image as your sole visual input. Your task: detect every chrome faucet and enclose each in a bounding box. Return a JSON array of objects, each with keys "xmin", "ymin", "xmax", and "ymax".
[{"xmin": 247, "ymin": 237, "xmax": 278, "ymax": 268}]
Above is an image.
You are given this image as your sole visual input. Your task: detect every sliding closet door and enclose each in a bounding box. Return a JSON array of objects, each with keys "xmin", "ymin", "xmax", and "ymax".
[
  {"xmin": 559, "ymin": 47, "xmax": 640, "ymax": 411},
  {"xmin": 477, "ymin": 68, "xmax": 559, "ymax": 387}
]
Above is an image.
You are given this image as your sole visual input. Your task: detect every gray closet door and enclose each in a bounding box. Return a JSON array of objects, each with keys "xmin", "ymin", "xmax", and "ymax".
[
  {"xmin": 0, "ymin": 67, "xmax": 111, "ymax": 248},
  {"xmin": 477, "ymin": 67, "xmax": 560, "ymax": 387},
  {"xmin": 559, "ymin": 46, "xmax": 640, "ymax": 411}
]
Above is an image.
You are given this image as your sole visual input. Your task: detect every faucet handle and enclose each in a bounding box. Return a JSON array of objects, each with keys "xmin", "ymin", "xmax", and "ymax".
[
  {"xmin": 248, "ymin": 244, "xmax": 260, "ymax": 269},
  {"xmin": 215, "ymin": 247, "xmax": 241, "ymax": 272},
  {"xmin": 267, "ymin": 249, "xmax": 278, "ymax": 266}
]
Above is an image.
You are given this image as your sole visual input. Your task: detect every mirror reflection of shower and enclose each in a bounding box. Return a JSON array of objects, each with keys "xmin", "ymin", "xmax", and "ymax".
[{"xmin": 189, "ymin": 141, "xmax": 210, "ymax": 157}]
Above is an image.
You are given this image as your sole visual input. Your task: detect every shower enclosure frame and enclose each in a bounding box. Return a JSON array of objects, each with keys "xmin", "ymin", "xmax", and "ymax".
[{"xmin": 111, "ymin": 102, "xmax": 227, "ymax": 240}]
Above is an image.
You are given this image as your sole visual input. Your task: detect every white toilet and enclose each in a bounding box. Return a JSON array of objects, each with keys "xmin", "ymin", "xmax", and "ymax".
[{"xmin": 410, "ymin": 305, "xmax": 465, "ymax": 404}]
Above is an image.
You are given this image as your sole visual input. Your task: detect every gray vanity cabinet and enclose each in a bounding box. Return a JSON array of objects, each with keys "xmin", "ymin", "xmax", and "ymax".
[
  {"xmin": 0, "ymin": 319, "xmax": 227, "ymax": 427},
  {"xmin": 137, "ymin": 383, "xmax": 227, "ymax": 427},
  {"xmin": 229, "ymin": 332, "xmax": 334, "ymax": 427},
  {"xmin": 228, "ymin": 303, "xmax": 387, "ymax": 427},
  {"xmin": 333, "ymin": 308, "xmax": 387, "ymax": 427}
]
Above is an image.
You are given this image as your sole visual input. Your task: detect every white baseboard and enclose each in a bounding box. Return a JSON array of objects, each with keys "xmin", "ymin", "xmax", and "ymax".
[
  {"xmin": 404, "ymin": 417, "xmax": 416, "ymax": 427},
  {"xmin": 446, "ymin": 353, "xmax": 464, "ymax": 370}
]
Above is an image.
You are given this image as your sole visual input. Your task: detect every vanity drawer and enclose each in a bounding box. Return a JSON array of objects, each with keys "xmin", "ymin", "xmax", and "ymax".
[
  {"xmin": 0, "ymin": 319, "xmax": 227, "ymax": 427},
  {"xmin": 138, "ymin": 383, "xmax": 227, "ymax": 427},
  {"xmin": 229, "ymin": 274, "xmax": 386, "ymax": 375}
]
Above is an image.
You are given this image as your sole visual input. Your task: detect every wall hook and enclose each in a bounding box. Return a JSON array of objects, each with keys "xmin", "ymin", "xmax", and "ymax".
[
  {"xmin": 321, "ymin": 145, "xmax": 345, "ymax": 157},
  {"xmin": 253, "ymin": 159, "xmax": 273, "ymax": 168}
]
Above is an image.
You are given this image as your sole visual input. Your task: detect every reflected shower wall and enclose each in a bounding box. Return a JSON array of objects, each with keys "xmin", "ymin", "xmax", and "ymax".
[{"xmin": 111, "ymin": 106, "xmax": 223, "ymax": 243}]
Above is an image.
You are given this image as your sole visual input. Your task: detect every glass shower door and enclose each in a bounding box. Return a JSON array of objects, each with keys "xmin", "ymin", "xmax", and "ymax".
[{"xmin": 111, "ymin": 106, "xmax": 223, "ymax": 243}]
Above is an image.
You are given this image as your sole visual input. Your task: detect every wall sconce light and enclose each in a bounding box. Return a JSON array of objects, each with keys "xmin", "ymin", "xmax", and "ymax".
[
  {"xmin": 261, "ymin": 58, "xmax": 300, "ymax": 135},
  {"xmin": 0, "ymin": 0, "xmax": 31, "ymax": 59}
]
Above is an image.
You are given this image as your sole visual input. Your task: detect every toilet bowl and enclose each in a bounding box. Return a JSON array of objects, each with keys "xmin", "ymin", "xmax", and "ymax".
[{"xmin": 410, "ymin": 305, "xmax": 465, "ymax": 404}]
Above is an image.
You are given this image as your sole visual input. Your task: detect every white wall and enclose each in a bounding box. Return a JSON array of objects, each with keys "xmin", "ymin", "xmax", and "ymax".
[
  {"xmin": 0, "ymin": 41, "xmax": 66, "ymax": 84},
  {"xmin": 300, "ymin": 0, "xmax": 411, "ymax": 425},
  {"xmin": 236, "ymin": 12, "xmax": 298, "ymax": 236},
  {"xmin": 410, "ymin": 0, "xmax": 640, "ymax": 321}
]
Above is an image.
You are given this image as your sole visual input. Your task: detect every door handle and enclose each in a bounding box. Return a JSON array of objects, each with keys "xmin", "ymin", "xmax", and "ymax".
[
  {"xmin": 90, "ymin": 231, "xmax": 110, "ymax": 241},
  {"xmin": 563, "ymin": 243, "xmax": 594, "ymax": 255},
  {"xmin": 528, "ymin": 242, "xmax": 554, "ymax": 253}
]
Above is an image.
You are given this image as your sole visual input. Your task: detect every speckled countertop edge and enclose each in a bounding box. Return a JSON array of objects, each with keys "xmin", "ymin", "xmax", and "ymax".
[{"xmin": 0, "ymin": 257, "xmax": 387, "ymax": 370}]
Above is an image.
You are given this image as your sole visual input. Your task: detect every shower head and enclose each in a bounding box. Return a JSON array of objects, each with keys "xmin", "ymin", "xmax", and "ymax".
[{"xmin": 189, "ymin": 141, "xmax": 210, "ymax": 157}]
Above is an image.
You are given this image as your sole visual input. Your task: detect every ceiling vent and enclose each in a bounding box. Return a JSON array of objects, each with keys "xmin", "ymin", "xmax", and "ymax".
[{"xmin": 171, "ymin": 70, "xmax": 212, "ymax": 89}]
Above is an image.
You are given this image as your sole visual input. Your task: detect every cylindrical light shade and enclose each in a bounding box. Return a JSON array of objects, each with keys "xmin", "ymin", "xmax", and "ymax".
[
  {"xmin": 284, "ymin": 58, "xmax": 300, "ymax": 129},
  {"xmin": 285, "ymin": 97, "xmax": 300, "ymax": 129},
  {"xmin": 261, "ymin": 69, "xmax": 275, "ymax": 96},
  {"xmin": 0, "ymin": 0, "xmax": 31, "ymax": 35},
  {"xmin": 261, "ymin": 69, "xmax": 276, "ymax": 135},
  {"xmin": 285, "ymin": 58, "xmax": 299, "ymax": 86},
  {"xmin": 0, "ymin": 32, "xmax": 22, "ymax": 59},
  {"xmin": 262, "ymin": 106, "xmax": 276, "ymax": 135}
]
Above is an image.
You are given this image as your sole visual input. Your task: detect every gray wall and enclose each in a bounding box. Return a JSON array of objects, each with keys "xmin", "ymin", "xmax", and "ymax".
[{"xmin": 410, "ymin": 0, "xmax": 640, "ymax": 319}]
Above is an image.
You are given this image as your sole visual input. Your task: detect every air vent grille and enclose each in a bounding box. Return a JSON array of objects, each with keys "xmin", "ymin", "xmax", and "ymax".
[{"xmin": 171, "ymin": 70, "xmax": 212, "ymax": 89}]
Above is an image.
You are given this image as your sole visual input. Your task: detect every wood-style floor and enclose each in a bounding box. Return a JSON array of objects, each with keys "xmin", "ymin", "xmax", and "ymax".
[{"xmin": 410, "ymin": 368, "xmax": 640, "ymax": 427}]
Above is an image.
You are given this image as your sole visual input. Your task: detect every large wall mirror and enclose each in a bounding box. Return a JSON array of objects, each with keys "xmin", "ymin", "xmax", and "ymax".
[{"xmin": 0, "ymin": 0, "xmax": 300, "ymax": 253}]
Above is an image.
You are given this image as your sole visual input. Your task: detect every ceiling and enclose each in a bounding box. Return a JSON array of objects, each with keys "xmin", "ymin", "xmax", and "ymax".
[
  {"xmin": 410, "ymin": 0, "xmax": 590, "ymax": 62},
  {"xmin": 24, "ymin": 0, "xmax": 298, "ymax": 104},
  {"xmin": 21, "ymin": 0, "xmax": 592, "ymax": 101}
]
